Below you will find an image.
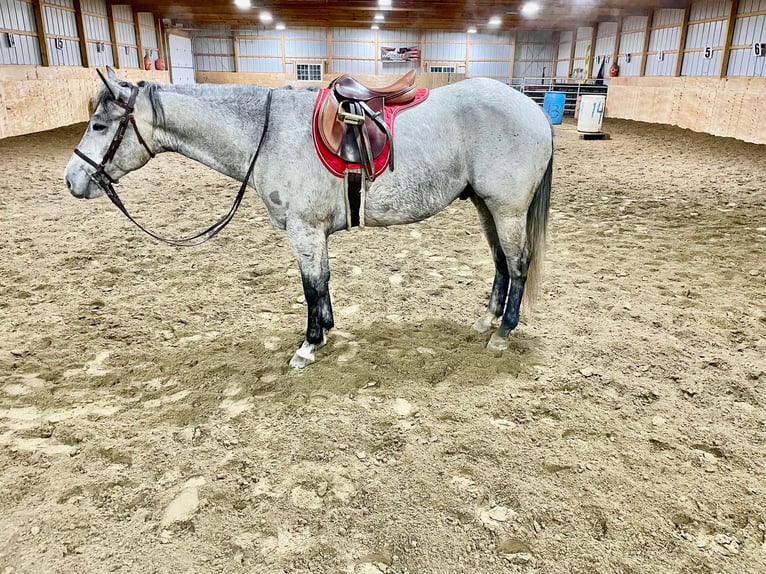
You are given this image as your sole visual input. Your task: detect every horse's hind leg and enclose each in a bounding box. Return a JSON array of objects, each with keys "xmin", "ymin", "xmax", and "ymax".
[
  {"xmin": 285, "ymin": 220, "xmax": 335, "ymax": 368},
  {"xmin": 485, "ymin": 213, "xmax": 529, "ymax": 351},
  {"xmin": 470, "ymin": 195, "xmax": 510, "ymax": 334}
]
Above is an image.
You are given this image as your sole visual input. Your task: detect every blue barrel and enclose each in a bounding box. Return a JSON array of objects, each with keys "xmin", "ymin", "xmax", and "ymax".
[{"xmin": 543, "ymin": 91, "xmax": 566, "ymax": 125}]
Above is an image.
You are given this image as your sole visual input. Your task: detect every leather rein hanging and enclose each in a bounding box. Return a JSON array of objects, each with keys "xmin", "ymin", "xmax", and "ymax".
[{"xmin": 74, "ymin": 81, "xmax": 273, "ymax": 247}]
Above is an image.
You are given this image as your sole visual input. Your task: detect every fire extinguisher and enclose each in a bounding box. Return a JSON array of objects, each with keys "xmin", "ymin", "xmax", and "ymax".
[{"xmin": 143, "ymin": 51, "xmax": 152, "ymax": 70}]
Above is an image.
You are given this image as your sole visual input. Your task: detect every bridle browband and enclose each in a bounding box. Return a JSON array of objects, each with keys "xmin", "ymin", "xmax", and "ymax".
[{"xmin": 74, "ymin": 74, "xmax": 273, "ymax": 247}]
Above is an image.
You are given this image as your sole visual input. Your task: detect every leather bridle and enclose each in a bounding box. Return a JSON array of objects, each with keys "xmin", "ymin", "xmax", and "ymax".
[{"xmin": 74, "ymin": 76, "xmax": 273, "ymax": 247}]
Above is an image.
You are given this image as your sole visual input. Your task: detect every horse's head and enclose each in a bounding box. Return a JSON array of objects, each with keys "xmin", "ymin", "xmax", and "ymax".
[{"xmin": 64, "ymin": 67, "xmax": 157, "ymax": 199}]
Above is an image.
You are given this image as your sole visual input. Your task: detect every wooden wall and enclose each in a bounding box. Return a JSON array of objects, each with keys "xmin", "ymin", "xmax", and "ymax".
[
  {"xmin": 606, "ymin": 76, "xmax": 766, "ymax": 145},
  {"xmin": 195, "ymin": 70, "xmax": 466, "ymax": 89},
  {"xmin": 0, "ymin": 65, "xmax": 169, "ymax": 139}
]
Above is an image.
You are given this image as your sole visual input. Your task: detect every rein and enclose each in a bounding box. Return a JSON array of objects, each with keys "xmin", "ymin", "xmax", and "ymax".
[{"xmin": 75, "ymin": 82, "xmax": 273, "ymax": 247}]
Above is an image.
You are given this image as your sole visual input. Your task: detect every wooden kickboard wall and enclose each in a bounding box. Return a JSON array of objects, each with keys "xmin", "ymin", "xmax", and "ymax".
[
  {"xmin": 0, "ymin": 65, "xmax": 170, "ymax": 140},
  {"xmin": 607, "ymin": 76, "xmax": 766, "ymax": 145}
]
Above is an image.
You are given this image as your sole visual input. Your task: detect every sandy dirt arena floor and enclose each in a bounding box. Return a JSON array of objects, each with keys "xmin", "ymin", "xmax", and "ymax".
[{"xmin": 1, "ymin": 115, "xmax": 765, "ymax": 574}]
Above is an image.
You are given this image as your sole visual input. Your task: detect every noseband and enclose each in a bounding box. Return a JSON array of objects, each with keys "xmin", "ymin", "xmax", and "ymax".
[{"xmin": 74, "ymin": 81, "xmax": 273, "ymax": 247}]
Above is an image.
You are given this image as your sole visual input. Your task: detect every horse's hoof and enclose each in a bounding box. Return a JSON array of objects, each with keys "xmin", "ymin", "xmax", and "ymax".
[
  {"xmin": 472, "ymin": 313, "xmax": 496, "ymax": 334},
  {"xmin": 487, "ymin": 333, "xmax": 509, "ymax": 352},
  {"xmin": 289, "ymin": 341, "xmax": 316, "ymax": 369}
]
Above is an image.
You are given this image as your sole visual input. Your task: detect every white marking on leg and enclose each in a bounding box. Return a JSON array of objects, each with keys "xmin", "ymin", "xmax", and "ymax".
[
  {"xmin": 472, "ymin": 312, "xmax": 498, "ymax": 334},
  {"xmin": 289, "ymin": 340, "xmax": 316, "ymax": 369},
  {"xmin": 486, "ymin": 332, "xmax": 509, "ymax": 352}
]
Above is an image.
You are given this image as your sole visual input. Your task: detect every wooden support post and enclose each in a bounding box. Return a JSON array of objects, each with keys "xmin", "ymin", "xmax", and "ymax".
[
  {"xmin": 32, "ymin": 0, "xmax": 49, "ymax": 67},
  {"xmin": 279, "ymin": 31, "xmax": 285, "ymax": 75},
  {"xmin": 720, "ymin": 0, "xmax": 739, "ymax": 78},
  {"xmin": 106, "ymin": 1, "xmax": 121, "ymax": 68},
  {"xmin": 465, "ymin": 31, "xmax": 470, "ymax": 77},
  {"xmin": 133, "ymin": 7, "xmax": 144, "ymax": 68},
  {"xmin": 611, "ymin": 17, "xmax": 622, "ymax": 66},
  {"xmin": 327, "ymin": 28, "xmax": 333, "ymax": 75},
  {"xmin": 567, "ymin": 28, "xmax": 576, "ymax": 78},
  {"xmin": 374, "ymin": 29, "xmax": 378, "ymax": 75},
  {"xmin": 552, "ymin": 31, "xmax": 560, "ymax": 79},
  {"xmin": 640, "ymin": 11, "xmax": 653, "ymax": 77},
  {"xmin": 587, "ymin": 24, "xmax": 596, "ymax": 78},
  {"xmin": 233, "ymin": 35, "xmax": 240, "ymax": 73},
  {"xmin": 73, "ymin": 0, "xmax": 89, "ymax": 67},
  {"xmin": 674, "ymin": 6, "xmax": 690, "ymax": 76},
  {"xmin": 509, "ymin": 30, "xmax": 517, "ymax": 80}
]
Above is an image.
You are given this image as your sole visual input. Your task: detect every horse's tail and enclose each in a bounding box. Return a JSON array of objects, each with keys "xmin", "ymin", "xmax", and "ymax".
[{"xmin": 523, "ymin": 153, "xmax": 553, "ymax": 310}]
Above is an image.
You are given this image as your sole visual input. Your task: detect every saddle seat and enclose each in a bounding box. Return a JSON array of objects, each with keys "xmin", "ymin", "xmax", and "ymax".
[
  {"xmin": 330, "ymin": 69, "xmax": 417, "ymax": 105},
  {"xmin": 318, "ymin": 70, "xmax": 418, "ymax": 179}
]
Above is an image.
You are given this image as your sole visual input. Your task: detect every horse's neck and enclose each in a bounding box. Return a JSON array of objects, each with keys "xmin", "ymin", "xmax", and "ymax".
[{"xmin": 154, "ymin": 85, "xmax": 269, "ymax": 182}]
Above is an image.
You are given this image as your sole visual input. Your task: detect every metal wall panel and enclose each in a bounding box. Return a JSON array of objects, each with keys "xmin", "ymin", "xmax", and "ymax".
[
  {"xmin": 46, "ymin": 0, "xmax": 73, "ymax": 7},
  {"xmin": 284, "ymin": 26, "xmax": 324, "ymax": 40},
  {"xmin": 618, "ymin": 32, "xmax": 646, "ymax": 75},
  {"xmin": 623, "ymin": 16, "xmax": 648, "ymax": 33},
  {"xmin": 238, "ymin": 37, "xmax": 280, "ymax": 56},
  {"xmin": 378, "ymin": 29, "xmax": 418, "ymax": 43},
  {"xmin": 645, "ymin": 52, "xmax": 677, "ymax": 75},
  {"xmin": 575, "ymin": 27, "xmax": 593, "ymax": 58},
  {"xmin": 690, "ymin": 0, "xmax": 729, "ymax": 20},
  {"xmin": 648, "ymin": 26, "xmax": 680, "ymax": 52},
  {"xmin": 732, "ymin": 13, "xmax": 766, "ymax": 45},
  {"xmin": 654, "ymin": 8, "xmax": 685, "ymax": 27},
  {"xmin": 469, "ymin": 60, "xmax": 510, "ymax": 77},
  {"xmin": 681, "ymin": 50, "xmax": 722, "ymax": 75},
  {"xmin": 0, "ymin": 31, "xmax": 40, "ymax": 64},
  {"xmin": 238, "ymin": 56, "xmax": 281, "ymax": 72},
  {"xmin": 195, "ymin": 55, "xmax": 234, "ymax": 72},
  {"xmin": 332, "ymin": 59, "xmax": 375, "ymax": 75},
  {"xmin": 470, "ymin": 41, "xmax": 511, "ymax": 61},
  {"xmin": 111, "ymin": 4, "xmax": 130, "ymax": 21},
  {"xmin": 84, "ymin": 14, "xmax": 109, "ymax": 41},
  {"xmin": 1, "ymin": 0, "xmax": 37, "ymax": 31},
  {"xmin": 728, "ymin": 47, "xmax": 766, "ymax": 75},
  {"xmin": 738, "ymin": 0, "xmax": 766, "ymax": 13},
  {"xmin": 686, "ymin": 20, "xmax": 726, "ymax": 49},
  {"xmin": 87, "ymin": 40, "xmax": 113, "ymax": 66},
  {"xmin": 114, "ymin": 18, "xmax": 135, "ymax": 46},
  {"xmin": 0, "ymin": 0, "xmax": 40, "ymax": 64},
  {"xmin": 138, "ymin": 12, "xmax": 157, "ymax": 50},
  {"xmin": 334, "ymin": 28, "xmax": 373, "ymax": 41},
  {"xmin": 332, "ymin": 40, "xmax": 373, "ymax": 59},
  {"xmin": 81, "ymin": 0, "xmax": 106, "ymax": 15},
  {"xmin": 379, "ymin": 61, "xmax": 418, "ymax": 75},
  {"xmin": 47, "ymin": 37, "xmax": 81, "ymax": 65},
  {"xmin": 284, "ymin": 27, "xmax": 326, "ymax": 58},
  {"xmin": 424, "ymin": 42, "xmax": 465, "ymax": 61},
  {"xmin": 43, "ymin": 5, "xmax": 77, "ymax": 37},
  {"xmin": 117, "ymin": 44, "xmax": 137, "ymax": 67}
]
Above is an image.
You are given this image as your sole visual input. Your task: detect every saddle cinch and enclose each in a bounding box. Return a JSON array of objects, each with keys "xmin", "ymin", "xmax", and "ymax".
[{"xmin": 318, "ymin": 69, "xmax": 417, "ymax": 182}]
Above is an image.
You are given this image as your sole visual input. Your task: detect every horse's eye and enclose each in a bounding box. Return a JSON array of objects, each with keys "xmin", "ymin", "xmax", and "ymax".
[{"xmin": 92, "ymin": 124, "xmax": 108, "ymax": 132}]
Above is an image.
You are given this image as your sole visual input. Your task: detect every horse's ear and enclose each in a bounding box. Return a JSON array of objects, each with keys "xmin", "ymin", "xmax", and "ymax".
[
  {"xmin": 97, "ymin": 68, "xmax": 120, "ymax": 100},
  {"xmin": 106, "ymin": 66, "xmax": 120, "ymax": 83}
]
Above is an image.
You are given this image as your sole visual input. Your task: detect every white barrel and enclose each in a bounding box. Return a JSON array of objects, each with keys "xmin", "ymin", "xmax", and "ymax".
[{"xmin": 577, "ymin": 95, "xmax": 606, "ymax": 133}]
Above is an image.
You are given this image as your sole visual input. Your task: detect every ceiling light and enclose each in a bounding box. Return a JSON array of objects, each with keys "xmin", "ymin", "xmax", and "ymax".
[
  {"xmin": 371, "ymin": 24, "xmax": 380, "ymax": 30},
  {"xmin": 275, "ymin": 22, "xmax": 286, "ymax": 30},
  {"xmin": 521, "ymin": 2, "xmax": 540, "ymax": 16},
  {"xmin": 378, "ymin": 0, "xmax": 392, "ymax": 8},
  {"xmin": 467, "ymin": 26, "xmax": 477, "ymax": 34},
  {"xmin": 374, "ymin": 13, "xmax": 384, "ymax": 21},
  {"xmin": 488, "ymin": 15, "xmax": 501, "ymax": 27},
  {"xmin": 259, "ymin": 10, "xmax": 273, "ymax": 23},
  {"xmin": 233, "ymin": 0, "xmax": 251, "ymax": 9}
]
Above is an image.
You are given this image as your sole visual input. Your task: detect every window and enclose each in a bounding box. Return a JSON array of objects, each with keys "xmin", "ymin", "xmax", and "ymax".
[
  {"xmin": 429, "ymin": 65, "xmax": 456, "ymax": 73},
  {"xmin": 296, "ymin": 63, "xmax": 322, "ymax": 81}
]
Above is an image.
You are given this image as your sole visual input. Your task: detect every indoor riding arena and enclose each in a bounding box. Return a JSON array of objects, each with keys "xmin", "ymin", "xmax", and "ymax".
[{"xmin": 1, "ymin": 0, "xmax": 765, "ymax": 572}]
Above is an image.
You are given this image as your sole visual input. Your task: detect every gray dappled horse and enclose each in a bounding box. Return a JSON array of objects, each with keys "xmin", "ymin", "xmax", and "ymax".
[{"xmin": 64, "ymin": 68, "xmax": 553, "ymax": 368}]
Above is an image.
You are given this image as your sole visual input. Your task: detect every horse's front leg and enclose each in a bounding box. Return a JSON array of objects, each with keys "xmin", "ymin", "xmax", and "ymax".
[{"xmin": 285, "ymin": 220, "xmax": 334, "ymax": 368}]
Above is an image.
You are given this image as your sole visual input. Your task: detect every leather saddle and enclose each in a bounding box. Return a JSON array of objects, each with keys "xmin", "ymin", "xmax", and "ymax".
[{"xmin": 318, "ymin": 69, "xmax": 417, "ymax": 180}]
